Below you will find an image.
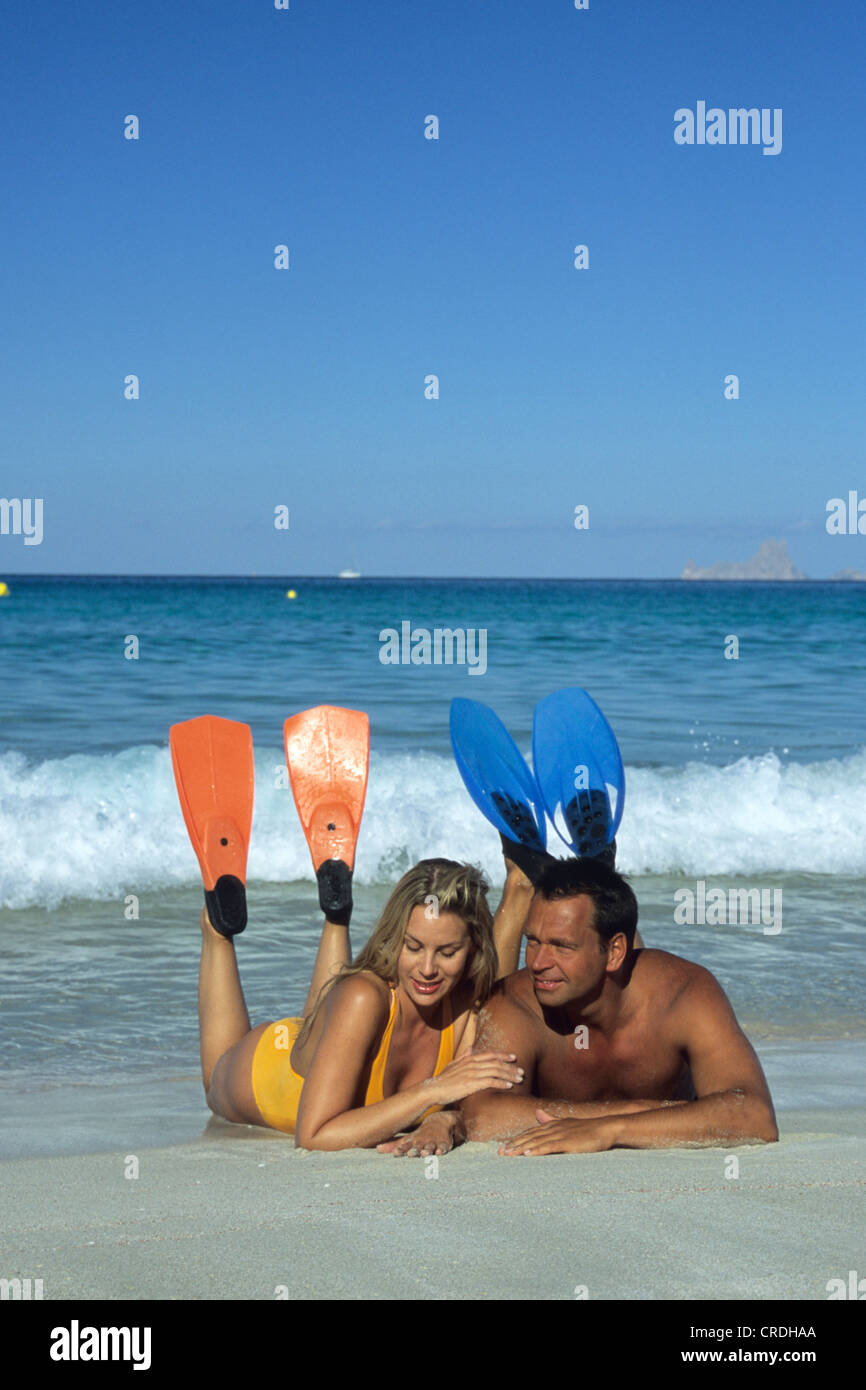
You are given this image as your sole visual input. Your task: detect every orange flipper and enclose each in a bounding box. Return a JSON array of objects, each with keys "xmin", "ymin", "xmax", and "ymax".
[
  {"xmin": 284, "ymin": 705, "xmax": 369, "ymax": 922},
  {"xmin": 169, "ymin": 715, "xmax": 254, "ymax": 937}
]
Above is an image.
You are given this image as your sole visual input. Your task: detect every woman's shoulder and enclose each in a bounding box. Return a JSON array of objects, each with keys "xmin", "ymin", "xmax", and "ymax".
[
  {"xmin": 294, "ymin": 972, "xmax": 391, "ymax": 1076},
  {"xmin": 327, "ymin": 970, "xmax": 393, "ymax": 1020},
  {"xmin": 448, "ymin": 977, "xmax": 486, "ymax": 1020},
  {"xmin": 446, "ymin": 979, "xmax": 488, "ymax": 1054}
]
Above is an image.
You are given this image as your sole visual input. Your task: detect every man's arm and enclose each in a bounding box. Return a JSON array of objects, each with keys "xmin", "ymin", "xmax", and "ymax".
[
  {"xmin": 466, "ymin": 1091, "xmax": 681, "ymax": 1143},
  {"xmin": 607, "ymin": 969, "xmax": 777, "ymax": 1147},
  {"xmin": 459, "ymin": 986, "xmax": 671, "ymax": 1141},
  {"xmin": 501, "ymin": 967, "xmax": 777, "ymax": 1154},
  {"xmin": 458, "ymin": 987, "xmax": 545, "ymax": 1139}
]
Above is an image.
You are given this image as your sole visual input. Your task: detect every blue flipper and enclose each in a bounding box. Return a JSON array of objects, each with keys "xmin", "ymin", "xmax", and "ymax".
[
  {"xmin": 532, "ymin": 688, "xmax": 625, "ymax": 857},
  {"xmin": 450, "ymin": 699, "xmax": 547, "ymax": 854}
]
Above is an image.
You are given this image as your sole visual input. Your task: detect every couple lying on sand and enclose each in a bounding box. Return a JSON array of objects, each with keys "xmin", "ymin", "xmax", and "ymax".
[{"xmin": 199, "ymin": 850, "xmax": 778, "ymax": 1155}]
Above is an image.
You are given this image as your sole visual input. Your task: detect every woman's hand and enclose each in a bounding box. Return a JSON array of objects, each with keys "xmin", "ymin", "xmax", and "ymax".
[
  {"xmin": 427, "ymin": 1049, "xmax": 524, "ymax": 1107},
  {"xmin": 377, "ymin": 1111, "xmax": 460, "ymax": 1157}
]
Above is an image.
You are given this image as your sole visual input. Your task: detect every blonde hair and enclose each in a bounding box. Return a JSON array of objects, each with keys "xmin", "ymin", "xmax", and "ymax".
[{"xmin": 298, "ymin": 859, "xmax": 496, "ymax": 1045}]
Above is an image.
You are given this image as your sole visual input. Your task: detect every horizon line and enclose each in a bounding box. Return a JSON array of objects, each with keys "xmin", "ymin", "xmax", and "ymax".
[{"xmin": 0, "ymin": 572, "xmax": 861, "ymax": 584}]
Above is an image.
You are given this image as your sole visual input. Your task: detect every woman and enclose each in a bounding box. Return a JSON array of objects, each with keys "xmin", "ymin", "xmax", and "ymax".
[{"xmin": 198, "ymin": 855, "xmax": 533, "ymax": 1154}]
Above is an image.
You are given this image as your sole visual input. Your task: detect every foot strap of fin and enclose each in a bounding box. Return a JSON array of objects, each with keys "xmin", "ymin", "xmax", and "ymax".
[
  {"xmin": 316, "ymin": 860, "xmax": 353, "ymax": 926},
  {"xmin": 499, "ymin": 834, "xmax": 559, "ymax": 886},
  {"xmin": 594, "ymin": 839, "xmax": 617, "ymax": 870},
  {"xmin": 204, "ymin": 874, "xmax": 248, "ymax": 939},
  {"xmin": 499, "ymin": 834, "xmax": 617, "ymax": 882}
]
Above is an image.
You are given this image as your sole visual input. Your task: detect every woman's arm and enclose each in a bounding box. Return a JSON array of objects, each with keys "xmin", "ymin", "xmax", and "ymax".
[
  {"xmin": 374, "ymin": 993, "xmax": 478, "ymax": 1156},
  {"xmin": 295, "ymin": 976, "xmax": 522, "ymax": 1151},
  {"xmin": 295, "ymin": 976, "xmax": 436, "ymax": 1149}
]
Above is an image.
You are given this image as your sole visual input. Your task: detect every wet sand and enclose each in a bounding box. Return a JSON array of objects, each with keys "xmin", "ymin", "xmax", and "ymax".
[{"xmin": 1, "ymin": 1108, "xmax": 862, "ymax": 1301}]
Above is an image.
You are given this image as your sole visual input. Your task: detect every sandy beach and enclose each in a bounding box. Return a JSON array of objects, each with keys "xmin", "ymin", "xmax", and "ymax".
[{"xmin": 2, "ymin": 1107, "xmax": 862, "ymax": 1302}]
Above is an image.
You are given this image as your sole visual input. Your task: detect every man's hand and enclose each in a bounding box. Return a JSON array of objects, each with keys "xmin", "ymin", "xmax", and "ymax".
[{"xmin": 498, "ymin": 1108, "xmax": 616, "ymax": 1156}]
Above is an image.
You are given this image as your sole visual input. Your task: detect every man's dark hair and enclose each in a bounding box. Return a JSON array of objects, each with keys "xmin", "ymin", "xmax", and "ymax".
[{"xmin": 535, "ymin": 857, "xmax": 638, "ymax": 952}]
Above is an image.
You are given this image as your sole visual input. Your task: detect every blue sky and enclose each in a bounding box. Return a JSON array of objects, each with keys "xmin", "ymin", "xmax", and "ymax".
[{"xmin": 1, "ymin": 0, "xmax": 863, "ymax": 577}]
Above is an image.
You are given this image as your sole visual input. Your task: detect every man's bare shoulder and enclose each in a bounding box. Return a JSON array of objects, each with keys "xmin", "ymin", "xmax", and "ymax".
[
  {"xmin": 633, "ymin": 951, "xmax": 773, "ymax": 1118},
  {"xmin": 485, "ymin": 968, "xmax": 541, "ymax": 1013},
  {"xmin": 631, "ymin": 947, "xmax": 711, "ymax": 989},
  {"xmin": 475, "ymin": 970, "xmax": 542, "ymax": 1042},
  {"xmin": 630, "ymin": 948, "xmax": 736, "ymax": 1019}
]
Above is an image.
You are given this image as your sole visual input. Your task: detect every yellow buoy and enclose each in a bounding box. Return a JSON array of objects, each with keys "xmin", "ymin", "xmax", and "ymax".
[
  {"xmin": 286, "ymin": 589, "xmax": 297, "ymax": 599},
  {"xmin": 0, "ymin": 581, "xmax": 9, "ymax": 597}
]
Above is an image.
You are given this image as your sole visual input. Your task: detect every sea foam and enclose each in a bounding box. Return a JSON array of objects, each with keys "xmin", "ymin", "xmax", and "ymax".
[{"xmin": 1, "ymin": 744, "xmax": 865, "ymax": 910}]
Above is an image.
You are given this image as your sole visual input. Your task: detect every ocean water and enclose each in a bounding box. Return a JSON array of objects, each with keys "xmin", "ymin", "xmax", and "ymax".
[{"xmin": 0, "ymin": 577, "xmax": 864, "ymax": 1156}]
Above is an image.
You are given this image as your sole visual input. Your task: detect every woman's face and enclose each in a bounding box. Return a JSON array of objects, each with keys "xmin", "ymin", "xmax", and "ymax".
[{"xmin": 396, "ymin": 905, "xmax": 472, "ymax": 1006}]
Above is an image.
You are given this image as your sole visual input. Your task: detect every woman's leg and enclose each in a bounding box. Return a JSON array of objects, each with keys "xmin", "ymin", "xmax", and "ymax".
[
  {"xmin": 302, "ymin": 916, "xmax": 352, "ymax": 1015},
  {"xmin": 492, "ymin": 866, "xmax": 535, "ymax": 977},
  {"xmin": 198, "ymin": 906, "xmax": 352, "ymax": 1125},
  {"xmin": 197, "ymin": 908, "xmax": 253, "ymax": 1090},
  {"xmin": 199, "ymin": 905, "xmax": 355, "ymax": 1126},
  {"xmin": 197, "ymin": 907, "xmax": 273, "ymax": 1124}
]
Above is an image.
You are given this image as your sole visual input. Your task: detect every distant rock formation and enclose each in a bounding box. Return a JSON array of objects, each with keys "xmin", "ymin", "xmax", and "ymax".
[
  {"xmin": 829, "ymin": 569, "xmax": 866, "ymax": 581},
  {"xmin": 681, "ymin": 539, "xmax": 806, "ymax": 581}
]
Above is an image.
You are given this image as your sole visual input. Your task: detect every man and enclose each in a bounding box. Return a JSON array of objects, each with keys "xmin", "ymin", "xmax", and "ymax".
[{"xmin": 459, "ymin": 858, "xmax": 778, "ymax": 1154}]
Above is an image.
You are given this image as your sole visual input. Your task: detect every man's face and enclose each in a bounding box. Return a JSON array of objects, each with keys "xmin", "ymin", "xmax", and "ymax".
[{"xmin": 524, "ymin": 894, "xmax": 612, "ymax": 1008}]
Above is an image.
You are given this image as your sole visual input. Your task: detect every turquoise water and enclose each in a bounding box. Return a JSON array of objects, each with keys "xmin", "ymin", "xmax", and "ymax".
[
  {"xmin": 0, "ymin": 576, "xmax": 864, "ymax": 1153},
  {"xmin": 3, "ymin": 576, "xmax": 865, "ymax": 763}
]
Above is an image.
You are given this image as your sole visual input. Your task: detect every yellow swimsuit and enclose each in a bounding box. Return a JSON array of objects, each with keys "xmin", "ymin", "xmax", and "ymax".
[{"xmin": 251, "ymin": 986, "xmax": 455, "ymax": 1134}]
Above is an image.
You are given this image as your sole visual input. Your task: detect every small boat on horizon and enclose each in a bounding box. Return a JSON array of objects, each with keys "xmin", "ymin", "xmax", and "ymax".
[{"xmin": 338, "ymin": 568, "xmax": 361, "ymax": 579}]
